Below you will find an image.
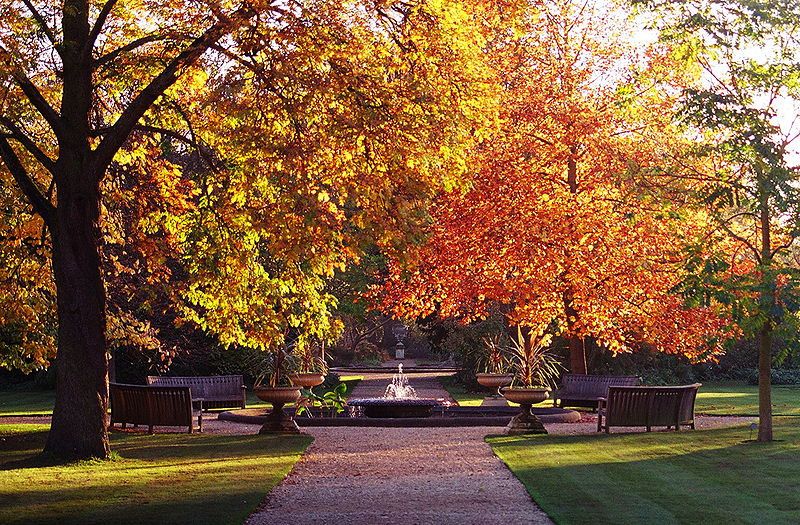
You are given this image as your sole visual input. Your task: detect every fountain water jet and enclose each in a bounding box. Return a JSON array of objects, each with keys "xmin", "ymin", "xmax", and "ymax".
[
  {"xmin": 348, "ymin": 364, "xmax": 439, "ymax": 418},
  {"xmin": 384, "ymin": 364, "xmax": 417, "ymax": 399}
]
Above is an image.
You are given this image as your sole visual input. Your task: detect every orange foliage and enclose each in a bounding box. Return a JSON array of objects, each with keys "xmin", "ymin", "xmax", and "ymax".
[{"xmin": 380, "ymin": 0, "xmax": 728, "ymax": 361}]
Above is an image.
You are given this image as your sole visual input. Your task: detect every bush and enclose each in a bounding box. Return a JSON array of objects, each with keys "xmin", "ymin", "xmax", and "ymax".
[
  {"xmin": 435, "ymin": 314, "xmax": 507, "ymax": 388},
  {"xmin": 746, "ymin": 368, "xmax": 800, "ymax": 385}
]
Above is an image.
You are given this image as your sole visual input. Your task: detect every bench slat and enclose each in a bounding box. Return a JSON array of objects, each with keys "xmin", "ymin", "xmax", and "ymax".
[
  {"xmin": 597, "ymin": 383, "xmax": 701, "ymax": 433},
  {"xmin": 146, "ymin": 375, "xmax": 246, "ymax": 410},
  {"xmin": 109, "ymin": 383, "xmax": 200, "ymax": 434},
  {"xmin": 553, "ymin": 374, "xmax": 639, "ymax": 408}
]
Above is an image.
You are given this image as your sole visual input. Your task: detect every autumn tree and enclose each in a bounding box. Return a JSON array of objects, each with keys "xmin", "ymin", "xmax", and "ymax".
[
  {"xmin": 633, "ymin": 0, "xmax": 800, "ymax": 442},
  {"xmin": 0, "ymin": 0, "xmax": 505, "ymax": 459},
  {"xmin": 380, "ymin": 0, "xmax": 727, "ymax": 367}
]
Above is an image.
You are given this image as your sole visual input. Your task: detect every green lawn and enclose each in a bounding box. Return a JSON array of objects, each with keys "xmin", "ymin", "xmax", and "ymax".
[
  {"xmin": 0, "ymin": 423, "xmax": 311, "ymax": 525},
  {"xmin": 488, "ymin": 418, "xmax": 800, "ymax": 525},
  {"xmin": 0, "ymin": 376, "xmax": 362, "ymax": 415},
  {"xmin": 0, "ymin": 390, "xmax": 56, "ymax": 416},
  {"xmin": 438, "ymin": 376, "xmax": 800, "ymax": 415},
  {"xmin": 437, "ymin": 375, "xmax": 484, "ymax": 406},
  {"xmin": 696, "ymin": 381, "xmax": 800, "ymax": 416}
]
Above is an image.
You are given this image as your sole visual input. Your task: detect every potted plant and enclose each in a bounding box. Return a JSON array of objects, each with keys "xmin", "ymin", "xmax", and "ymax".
[
  {"xmin": 288, "ymin": 342, "xmax": 328, "ymax": 388},
  {"xmin": 475, "ymin": 334, "xmax": 514, "ymax": 394},
  {"xmin": 253, "ymin": 346, "xmax": 303, "ymax": 433},
  {"xmin": 501, "ymin": 326, "xmax": 564, "ymax": 434}
]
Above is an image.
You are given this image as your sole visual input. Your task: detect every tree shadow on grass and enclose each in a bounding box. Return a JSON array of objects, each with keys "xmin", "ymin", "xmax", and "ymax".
[{"xmin": 489, "ymin": 424, "xmax": 800, "ymax": 525}]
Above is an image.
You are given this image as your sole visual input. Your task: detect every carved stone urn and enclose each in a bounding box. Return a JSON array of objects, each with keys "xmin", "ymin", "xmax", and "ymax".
[
  {"xmin": 288, "ymin": 373, "xmax": 326, "ymax": 388},
  {"xmin": 254, "ymin": 386, "xmax": 302, "ymax": 433},
  {"xmin": 501, "ymin": 387, "xmax": 549, "ymax": 434},
  {"xmin": 476, "ymin": 373, "xmax": 514, "ymax": 391}
]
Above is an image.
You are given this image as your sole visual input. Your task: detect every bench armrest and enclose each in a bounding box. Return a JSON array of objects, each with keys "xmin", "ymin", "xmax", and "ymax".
[{"xmin": 596, "ymin": 397, "xmax": 606, "ymax": 432}]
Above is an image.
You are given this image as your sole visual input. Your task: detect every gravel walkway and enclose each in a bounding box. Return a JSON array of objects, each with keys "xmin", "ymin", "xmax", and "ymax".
[{"xmin": 245, "ymin": 426, "xmax": 554, "ymax": 525}]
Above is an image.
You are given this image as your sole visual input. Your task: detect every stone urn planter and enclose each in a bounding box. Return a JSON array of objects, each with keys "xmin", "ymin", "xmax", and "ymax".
[
  {"xmin": 288, "ymin": 373, "xmax": 326, "ymax": 388},
  {"xmin": 476, "ymin": 373, "xmax": 514, "ymax": 392},
  {"xmin": 501, "ymin": 387, "xmax": 549, "ymax": 434},
  {"xmin": 254, "ymin": 386, "xmax": 302, "ymax": 433}
]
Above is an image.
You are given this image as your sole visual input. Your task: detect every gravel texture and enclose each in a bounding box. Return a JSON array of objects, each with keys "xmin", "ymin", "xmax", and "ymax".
[{"xmin": 245, "ymin": 426, "xmax": 554, "ymax": 525}]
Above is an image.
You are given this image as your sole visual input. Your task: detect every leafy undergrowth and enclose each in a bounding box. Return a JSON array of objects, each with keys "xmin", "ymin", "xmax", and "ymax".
[
  {"xmin": 0, "ymin": 424, "xmax": 312, "ymax": 525},
  {"xmin": 488, "ymin": 418, "xmax": 800, "ymax": 525}
]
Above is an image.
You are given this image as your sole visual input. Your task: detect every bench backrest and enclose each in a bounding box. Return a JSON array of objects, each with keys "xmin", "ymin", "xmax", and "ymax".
[
  {"xmin": 110, "ymin": 383, "xmax": 193, "ymax": 428},
  {"xmin": 561, "ymin": 374, "xmax": 639, "ymax": 398},
  {"xmin": 146, "ymin": 375, "xmax": 243, "ymax": 399},
  {"xmin": 605, "ymin": 384, "xmax": 701, "ymax": 427}
]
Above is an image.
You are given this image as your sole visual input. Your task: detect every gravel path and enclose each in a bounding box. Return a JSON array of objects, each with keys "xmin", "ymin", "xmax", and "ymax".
[
  {"xmin": 245, "ymin": 369, "xmax": 552, "ymax": 524},
  {"xmin": 245, "ymin": 426, "xmax": 554, "ymax": 525}
]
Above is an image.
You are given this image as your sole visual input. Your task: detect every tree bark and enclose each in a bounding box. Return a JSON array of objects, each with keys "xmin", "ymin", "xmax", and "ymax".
[
  {"xmin": 757, "ymin": 324, "xmax": 773, "ymax": 442},
  {"xmin": 563, "ymin": 287, "xmax": 587, "ymax": 374},
  {"xmin": 758, "ymin": 173, "xmax": 776, "ymax": 441},
  {"xmin": 567, "ymin": 335, "xmax": 587, "ymax": 375},
  {"xmin": 756, "ymin": 178, "xmax": 774, "ymax": 442},
  {"xmin": 43, "ymin": 171, "xmax": 110, "ymax": 459},
  {"xmin": 564, "ymin": 142, "xmax": 587, "ymax": 374}
]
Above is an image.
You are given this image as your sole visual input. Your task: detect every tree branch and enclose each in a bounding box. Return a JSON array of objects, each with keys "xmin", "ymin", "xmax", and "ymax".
[
  {"xmin": 0, "ymin": 136, "xmax": 55, "ymax": 224},
  {"xmin": 21, "ymin": 0, "xmax": 61, "ymax": 53},
  {"xmin": 0, "ymin": 46, "xmax": 66, "ymax": 141},
  {"xmin": 94, "ymin": 34, "xmax": 167, "ymax": 69},
  {"xmin": 85, "ymin": 0, "xmax": 119, "ymax": 56},
  {"xmin": 770, "ymin": 238, "xmax": 797, "ymax": 259},
  {"xmin": 93, "ymin": 7, "xmax": 257, "ymax": 175},
  {"xmin": 0, "ymin": 116, "xmax": 58, "ymax": 173},
  {"xmin": 717, "ymin": 217, "xmax": 761, "ymax": 263}
]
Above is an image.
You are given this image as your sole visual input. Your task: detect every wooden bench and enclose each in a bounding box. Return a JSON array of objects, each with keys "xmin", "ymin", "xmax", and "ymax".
[
  {"xmin": 596, "ymin": 383, "xmax": 702, "ymax": 433},
  {"xmin": 552, "ymin": 374, "xmax": 639, "ymax": 409},
  {"xmin": 109, "ymin": 383, "xmax": 202, "ymax": 434},
  {"xmin": 146, "ymin": 375, "xmax": 246, "ymax": 410}
]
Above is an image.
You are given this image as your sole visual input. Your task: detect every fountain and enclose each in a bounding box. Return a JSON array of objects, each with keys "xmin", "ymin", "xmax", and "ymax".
[
  {"xmin": 348, "ymin": 364, "xmax": 440, "ymax": 418},
  {"xmin": 384, "ymin": 363, "xmax": 416, "ymax": 398},
  {"xmin": 220, "ymin": 362, "xmax": 582, "ymax": 425}
]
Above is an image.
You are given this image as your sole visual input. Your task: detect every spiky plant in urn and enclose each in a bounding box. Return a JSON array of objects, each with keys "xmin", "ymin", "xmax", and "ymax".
[
  {"xmin": 501, "ymin": 326, "xmax": 564, "ymax": 434},
  {"xmin": 288, "ymin": 342, "xmax": 328, "ymax": 389},
  {"xmin": 475, "ymin": 334, "xmax": 514, "ymax": 395},
  {"xmin": 253, "ymin": 346, "xmax": 302, "ymax": 433}
]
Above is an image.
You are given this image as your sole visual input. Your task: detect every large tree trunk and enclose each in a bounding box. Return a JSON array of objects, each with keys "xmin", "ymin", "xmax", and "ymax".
[
  {"xmin": 43, "ymin": 174, "xmax": 110, "ymax": 459},
  {"xmin": 563, "ymin": 287, "xmax": 587, "ymax": 374},
  {"xmin": 567, "ymin": 335, "xmax": 587, "ymax": 375}
]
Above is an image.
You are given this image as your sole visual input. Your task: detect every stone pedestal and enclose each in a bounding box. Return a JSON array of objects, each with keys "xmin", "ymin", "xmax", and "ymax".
[
  {"xmin": 259, "ymin": 402, "xmax": 301, "ymax": 434},
  {"xmin": 505, "ymin": 403, "xmax": 548, "ymax": 435}
]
